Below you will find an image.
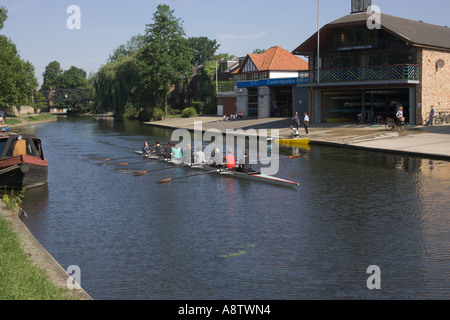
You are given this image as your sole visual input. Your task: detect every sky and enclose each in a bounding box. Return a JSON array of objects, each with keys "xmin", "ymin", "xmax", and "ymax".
[{"xmin": 1, "ymin": 0, "xmax": 450, "ymax": 86}]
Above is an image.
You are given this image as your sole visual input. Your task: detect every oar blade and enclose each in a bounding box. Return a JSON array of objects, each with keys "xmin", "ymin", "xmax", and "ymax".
[{"xmin": 156, "ymin": 178, "xmax": 172, "ymax": 183}]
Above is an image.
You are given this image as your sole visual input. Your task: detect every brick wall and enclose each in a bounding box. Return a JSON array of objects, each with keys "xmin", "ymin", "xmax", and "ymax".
[{"xmin": 417, "ymin": 48, "xmax": 450, "ymax": 124}]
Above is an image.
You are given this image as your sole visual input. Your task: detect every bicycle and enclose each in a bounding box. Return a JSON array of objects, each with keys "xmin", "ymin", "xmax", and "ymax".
[{"xmin": 385, "ymin": 117, "xmax": 405, "ymax": 131}]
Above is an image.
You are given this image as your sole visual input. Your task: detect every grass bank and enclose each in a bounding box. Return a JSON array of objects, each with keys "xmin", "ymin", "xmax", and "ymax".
[
  {"xmin": 0, "ymin": 215, "xmax": 71, "ymax": 299},
  {"xmin": 6, "ymin": 113, "xmax": 57, "ymax": 128},
  {"xmin": 21, "ymin": 113, "xmax": 56, "ymax": 122}
]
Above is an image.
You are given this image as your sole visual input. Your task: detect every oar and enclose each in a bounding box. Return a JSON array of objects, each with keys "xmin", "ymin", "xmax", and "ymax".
[
  {"xmin": 258, "ymin": 154, "xmax": 302, "ymax": 160},
  {"xmin": 133, "ymin": 165, "xmax": 188, "ymax": 175},
  {"xmin": 157, "ymin": 169, "xmax": 219, "ymax": 184},
  {"xmin": 101, "ymin": 159, "xmax": 164, "ymax": 166},
  {"xmin": 99, "ymin": 153, "xmax": 148, "ymax": 162}
]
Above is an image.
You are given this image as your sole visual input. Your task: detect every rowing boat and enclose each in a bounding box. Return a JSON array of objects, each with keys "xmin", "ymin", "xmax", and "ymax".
[{"xmin": 135, "ymin": 151, "xmax": 299, "ymax": 187}]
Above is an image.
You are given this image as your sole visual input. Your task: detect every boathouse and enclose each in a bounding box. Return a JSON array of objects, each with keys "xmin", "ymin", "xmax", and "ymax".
[
  {"xmin": 232, "ymin": 46, "xmax": 308, "ymax": 119},
  {"xmin": 292, "ymin": 1, "xmax": 450, "ymax": 125}
]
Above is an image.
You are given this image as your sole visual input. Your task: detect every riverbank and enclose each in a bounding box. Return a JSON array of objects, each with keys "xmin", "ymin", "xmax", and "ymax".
[
  {"xmin": 0, "ymin": 203, "xmax": 92, "ymax": 300},
  {"xmin": 7, "ymin": 113, "xmax": 57, "ymax": 129},
  {"xmin": 144, "ymin": 116, "xmax": 450, "ymax": 160},
  {"xmin": 1, "ymin": 115, "xmax": 92, "ymax": 300}
]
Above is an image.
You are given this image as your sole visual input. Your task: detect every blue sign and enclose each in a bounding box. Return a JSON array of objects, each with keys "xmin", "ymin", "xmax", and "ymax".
[{"xmin": 237, "ymin": 78, "xmax": 299, "ymax": 88}]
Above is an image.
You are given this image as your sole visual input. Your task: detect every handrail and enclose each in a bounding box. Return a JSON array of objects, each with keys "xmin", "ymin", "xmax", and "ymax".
[{"xmin": 299, "ymin": 64, "xmax": 420, "ymax": 84}]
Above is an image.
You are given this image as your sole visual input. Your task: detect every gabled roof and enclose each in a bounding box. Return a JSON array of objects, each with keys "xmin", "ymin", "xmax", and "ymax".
[
  {"xmin": 235, "ymin": 46, "xmax": 308, "ymax": 74},
  {"xmin": 293, "ymin": 12, "xmax": 450, "ymax": 54}
]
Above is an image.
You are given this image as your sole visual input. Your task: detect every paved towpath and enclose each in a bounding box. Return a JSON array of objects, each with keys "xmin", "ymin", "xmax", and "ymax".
[{"xmin": 145, "ymin": 116, "xmax": 450, "ymax": 160}]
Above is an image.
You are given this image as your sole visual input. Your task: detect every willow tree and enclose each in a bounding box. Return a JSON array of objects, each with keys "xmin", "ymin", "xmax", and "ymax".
[
  {"xmin": 90, "ymin": 55, "xmax": 141, "ymax": 118},
  {"xmin": 139, "ymin": 4, "xmax": 193, "ymax": 115}
]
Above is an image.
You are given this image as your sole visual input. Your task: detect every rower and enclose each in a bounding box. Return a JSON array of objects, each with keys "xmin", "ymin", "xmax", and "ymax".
[
  {"xmin": 142, "ymin": 141, "xmax": 151, "ymax": 154},
  {"xmin": 237, "ymin": 149, "xmax": 255, "ymax": 173},
  {"xmin": 182, "ymin": 143, "xmax": 194, "ymax": 165},
  {"xmin": 163, "ymin": 141, "xmax": 173, "ymax": 159},
  {"xmin": 193, "ymin": 146, "xmax": 206, "ymax": 165},
  {"xmin": 171, "ymin": 142, "xmax": 182, "ymax": 160},
  {"xmin": 224, "ymin": 148, "xmax": 236, "ymax": 170},
  {"xmin": 151, "ymin": 140, "xmax": 163, "ymax": 157},
  {"xmin": 208, "ymin": 148, "xmax": 223, "ymax": 168}
]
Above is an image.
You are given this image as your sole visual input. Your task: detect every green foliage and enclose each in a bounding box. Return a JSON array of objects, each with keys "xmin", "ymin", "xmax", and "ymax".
[
  {"xmin": 89, "ymin": 4, "xmax": 227, "ymax": 119},
  {"xmin": 22, "ymin": 113, "xmax": 55, "ymax": 122},
  {"xmin": 41, "ymin": 61, "xmax": 63, "ymax": 90},
  {"xmin": 253, "ymin": 48, "xmax": 266, "ymax": 54},
  {"xmin": 181, "ymin": 107, "xmax": 197, "ymax": 118},
  {"xmin": 108, "ymin": 34, "xmax": 145, "ymax": 63},
  {"xmin": 123, "ymin": 102, "xmax": 139, "ymax": 120},
  {"xmin": 138, "ymin": 108, "xmax": 153, "ymax": 122},
  {"xmin": 0, "ymin": 216, "xmax": 72, "ymax": 299},
  {"xmin": 2, "ymin": 190, "xmax": 23, "ymax": 211},
  {"xmin": 139, "ymin": 4, "xmax": 193, "ymax": 113},
  {"xmin": 190, "ymin": 101, "xmax": 204, "ymax": 114},
  {"xmin": 0, "ymin": 34, "xmax": 40, "ymax": 108},
  {"xmin": 188, "ymin": 37, "xmax": 220, "ymax": 66},
  {"xmin": 90, "ymin": 55, "xmax": 141, "ymax": 118},
  {"xmin": 0, "ymin": 6, "xmax": 7, "ymax": 30},
  {"xmin": 151, "ymin": 107, "xmax": 165, "ymax": 121}
]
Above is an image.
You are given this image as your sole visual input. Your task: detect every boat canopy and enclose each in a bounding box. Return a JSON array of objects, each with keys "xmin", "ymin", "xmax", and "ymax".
[{"xmin": 0, "ymin": 134, "xmax": 44, "ymax": 160}]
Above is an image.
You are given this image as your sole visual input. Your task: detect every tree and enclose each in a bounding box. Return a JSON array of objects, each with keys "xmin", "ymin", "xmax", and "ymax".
[
  {"xmin": 253, "ymin": 49, "xmax": 266, "ymax": 54},
  {"xmin": 90, "ymin": 55, "xmax": 141, "ymax": 118},
  {"xmin": 0, "ymin": 6, "xmax": 41, "ymax": 109},
  {"xmin": 139, "ymin": 4, "xmax": 193, "ymax": 115},
  {"xmin": 108, "ymin": 34, "xmax": 145, "ymax": 63},
  {"xmin": 188, "ymin": 37, "xmax": 220, "ymax": 66},
  {"xmin": 42, "ymin": 61, "xmax": 63, "ymax": 90},
  {"xmin": 0, "ymin": 6, "xmax": 7, "ymax": 31},
  {"xmin": 59, "ymin": 66, "xmax": 89, "ymax": 89}
]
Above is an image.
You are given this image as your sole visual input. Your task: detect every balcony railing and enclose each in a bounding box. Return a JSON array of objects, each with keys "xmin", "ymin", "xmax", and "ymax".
[{"xmin": 299, "ymin": 64, "xmax": 420, "ymax": 84}]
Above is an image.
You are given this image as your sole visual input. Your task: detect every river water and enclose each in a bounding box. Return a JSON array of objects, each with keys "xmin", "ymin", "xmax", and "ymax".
[{"xmin": 17, "ymin": 117, "xmax": 450, "ymax": 299}]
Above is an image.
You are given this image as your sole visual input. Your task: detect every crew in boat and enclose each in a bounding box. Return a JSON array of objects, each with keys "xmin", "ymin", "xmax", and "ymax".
[
  {"xmin": 208, "ymin": 148, "xmax": 223, "ymax": 168},
  {"xmin": 224, "ymin": 148, "xmax": 236, "ymax": 170},
  {"xmin": 171, "ymin": 142, "xmax": 182, "ymax": 160},
  {"xmin": 193, "ymin": 146, "xmax": 206, "ymax": 164},
  {"xmin": 151, "ymin": 140, "xmax": 163, "ymax": 156},
  {"xmin": 163, "ymin": 141, "xmax": 173, "ymax": 159},
  {"xmin": 237, "ymin": 149, "xmax": 255, "ymax": 173},
  {"xmin": 182, "ymin": 143, "xmax": 194, "ymax": 164},
  {"xmin": 142, "ymin": 141, "xmax": 151, "ymax": 154}
]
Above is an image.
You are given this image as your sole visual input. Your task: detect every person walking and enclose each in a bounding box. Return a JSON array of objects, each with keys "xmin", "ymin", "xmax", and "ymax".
[{"xmin": 303, "ymin": 112, "xmax": 310, "ymax": 136}]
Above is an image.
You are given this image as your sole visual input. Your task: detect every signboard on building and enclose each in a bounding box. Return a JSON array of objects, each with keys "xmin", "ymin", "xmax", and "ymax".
[{"xmin": 237, "ymin": 78, "xmax": 299, "ymax": 88}]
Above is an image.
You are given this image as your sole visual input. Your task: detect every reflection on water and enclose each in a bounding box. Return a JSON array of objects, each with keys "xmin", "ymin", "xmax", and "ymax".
[{"xmin": 17, "ymin": 117, "xmax": 450, "ymax": 299}]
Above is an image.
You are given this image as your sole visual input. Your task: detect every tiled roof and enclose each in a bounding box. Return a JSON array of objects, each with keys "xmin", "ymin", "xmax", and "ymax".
[{"xmin": 236, "ymin": 46, "xmax": 308, "ymax": 74}]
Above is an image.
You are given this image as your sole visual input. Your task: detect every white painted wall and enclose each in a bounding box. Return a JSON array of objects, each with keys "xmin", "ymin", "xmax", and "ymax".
[{"xmin": 269, "ymin": 72, "xmax": 299, "ymax": 79}]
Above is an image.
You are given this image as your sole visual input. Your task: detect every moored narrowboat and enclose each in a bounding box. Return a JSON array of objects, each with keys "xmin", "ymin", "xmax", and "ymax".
[{"xmin": 0, "ymin": 132, "xmax": 48, "ymax": 190}]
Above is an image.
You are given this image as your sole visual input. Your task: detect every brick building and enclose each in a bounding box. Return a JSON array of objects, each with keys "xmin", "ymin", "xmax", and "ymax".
[
  {"xmin": 292, "ymin": 4, "xmax": 450, "ymax": 125},
  {"xmin": 232, "ymin": 46, "xmax": 308, "ymax": 118}
]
